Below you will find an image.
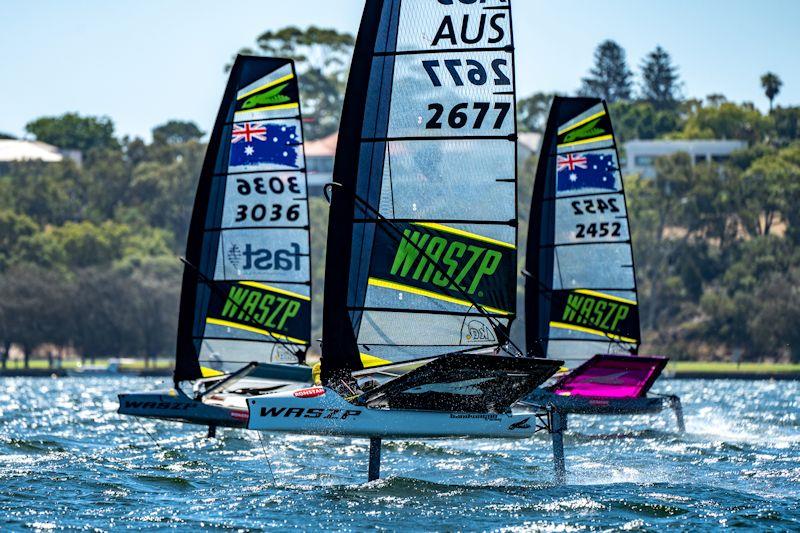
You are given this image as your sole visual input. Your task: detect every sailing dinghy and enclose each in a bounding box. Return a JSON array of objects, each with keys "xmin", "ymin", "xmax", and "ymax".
[
  {"xmin": 247, "ymin": 0, "xmax": 564, "ymax": 480},
  {"xmin": 118, "ymin": 56, "xmax": 314, "ymax": 434},
  {"xmin": 523, "ymin": 96, "xmax": 684, "ymax": 428}
]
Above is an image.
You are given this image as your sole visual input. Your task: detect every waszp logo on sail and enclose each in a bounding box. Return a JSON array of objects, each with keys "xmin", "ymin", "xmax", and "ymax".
[
  {"xmin": 221, "ymin": 286, "xmax": 301, "ymax": 332},
  {"xmin": 391, "ymin": 229, "xmax": 502, "ymax": 296},
  {"xmin": 562, "ymin": 293, "xmax": 631, "ymax": 334}
]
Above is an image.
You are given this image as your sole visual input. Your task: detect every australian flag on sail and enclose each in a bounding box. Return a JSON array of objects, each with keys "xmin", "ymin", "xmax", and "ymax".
[
  {"xmin": 229, "ymin": 121, "xmax": 300, "ymax": 171},
  {"xmin": 556, "ymin": 152, "xmax": 617, "ymax": 192}
]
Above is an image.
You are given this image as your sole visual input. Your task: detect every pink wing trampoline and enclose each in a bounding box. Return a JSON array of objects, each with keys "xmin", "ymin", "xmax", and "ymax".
[{"xmin": 553, "ymin": 354, "xmax": 668, "ymax": 399}]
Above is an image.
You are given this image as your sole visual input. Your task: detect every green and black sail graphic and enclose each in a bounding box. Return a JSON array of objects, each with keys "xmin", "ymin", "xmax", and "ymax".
[
  {"xmin": 234, "ymin": 76, "xmax": 299, "ymax": 117},
  {"xmin": 174, "ymin": 56, "xmax": 311, "ymax": 382},
  {"xmin": 556, "ymin": 110, "xmax": 613, "ymax": 148},
  {"xmin": 525, "ymin": 97, "xmax": 640, "ymax": 369},
  {"xmin": 321, "ymin": 0, "xmax": 518, "ymax": 379},
  {"xmin": 205, "ymin": 282, "xmax": 311, "ymax": 347},
  {"xmin": 369, "ymin": 222, "xmax": 515, "ymax": 315},
  {"xmin": 550, "ymin": 289, "xmax": 639, "ymax": 344}
]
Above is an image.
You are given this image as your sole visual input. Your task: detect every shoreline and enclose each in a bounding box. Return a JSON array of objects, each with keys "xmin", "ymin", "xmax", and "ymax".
[
  {"xmin": 667, "ymin": 371, "xmax": 800, "ymax": 380},
  {"xmin": 0, "ymin": 368, "xmax": 172, "ymax": 378},
  {"xmin": 1, "ymin": 369, "xmax": 798, "ymax": 380}
]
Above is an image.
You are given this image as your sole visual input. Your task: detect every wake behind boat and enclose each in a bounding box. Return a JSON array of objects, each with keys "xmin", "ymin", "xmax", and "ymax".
[
  {"xmin": 118, "ymin": 55, "xmax": 314, "ymax": 433},
  {"xmin": 247, "ymin": 0, "xmax": 566, "ymax": 481}
]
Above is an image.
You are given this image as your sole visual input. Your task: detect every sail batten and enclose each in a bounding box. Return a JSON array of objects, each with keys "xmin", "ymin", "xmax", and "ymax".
[
  {"xmin": 322, "ymin": 0, "xmax": 518, "ymax": 381},
  {"xmin": 174, "ymin": 56, "xmax": 311, "ymax": 382},
  {"xmin": 525, "ymin": 97, "xmax": 640, "ymax": 367}
]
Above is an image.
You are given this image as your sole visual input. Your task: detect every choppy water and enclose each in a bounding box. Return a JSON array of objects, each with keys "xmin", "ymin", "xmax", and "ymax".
[{"xmin": 0, "ymin": 377, "xmax": 798, "ymax": 531}]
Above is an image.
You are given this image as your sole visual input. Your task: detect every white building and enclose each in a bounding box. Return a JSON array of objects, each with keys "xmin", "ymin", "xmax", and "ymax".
[
  {"xmin": 623, "ymin": 139, "xmax": 746, "ymax": 178},
  {"xmin": 0, "ymin": 139, "xmax": 82, "ymax": 167}
]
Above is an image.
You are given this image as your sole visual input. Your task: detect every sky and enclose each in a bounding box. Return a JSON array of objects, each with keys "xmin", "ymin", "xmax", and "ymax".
[{"xmin": 2, "ymin": 0, "xmax": 798, "ymax": 141}]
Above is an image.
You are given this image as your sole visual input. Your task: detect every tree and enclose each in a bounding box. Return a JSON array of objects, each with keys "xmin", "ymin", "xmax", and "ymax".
[
  {"xmin": 771, "ymin": 106, "xmax": 800, "ymax": 144},
  {"xmin": 152, "ymin": 120, "xmax": 204, "ymax": 145},
  {"xmin": 609, "ymin": 100, "xmax": 682, "ymax": 141},
  {"xmin": 517, "ymin": 93, "xmax": 557, "ymax": 133},
  {"xmin": 706, "ymin": 94, "xmax": 727, "ymax": 107},
  {"xmin": 0, "ymin": 210, "xmax": 38, "ymax": 271},
  {"xmin": 737, "ymin": 153, "xmax": 800, "ymax": 236},
  {"xmin": 760, "ymin": 72, "xmax": 782, "ymax": 112},
  {"xmin": 68, "ymin": 267, "xmax": 140, "ymax": 361},
  {"xmin": 233, "ymin": 26, "xmax": 355, "ymax": 139},
  {"xmin": 679, "ymin": 102, "xmax": 770, "ymax": 144},
  {"xmin": 579, "ymin": 40, "xmax": 633, "ymax": 103},
  {"xmin": 639, "ymin": 46, "xmax": 682, "ymax": 109},
  {"xmin": 0, "ymin": 160, "xmax": 89, "ymax": 225},
  {"xmin": 748, "ymin": 268, "xmax": 800, "ymax": 362},
  {"xmin": 127, "ymin": 141, "xmax": 205, "ymax": 249},
  {"xmin": 115, "ymin": 256, "xmax": 181, "ymax": 366},
  {"xmin": 25, "ymin": 113, "xmax": 119, "ymax": 153},
  {"xmin": 0, "ymin": 266, "xmax": 69, "ymax": 367}
]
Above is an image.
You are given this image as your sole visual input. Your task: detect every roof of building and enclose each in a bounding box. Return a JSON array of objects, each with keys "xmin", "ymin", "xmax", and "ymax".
[
  {"xmin": 304, "ymin": 132, "xmax": 338, "ymax": 157},
  {"xmin": 0, "ymin": 139, "xmax": 64, "ymax": 162}
]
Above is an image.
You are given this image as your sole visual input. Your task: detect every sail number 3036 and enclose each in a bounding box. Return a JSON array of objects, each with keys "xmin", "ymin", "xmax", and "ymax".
[
  {"xmin": 236, "ymin": 176, "xmax": 301, "ymax": 196},
  {"xmin": 235, "ymin": 176, "xmax": 302, "ymax": 223}
]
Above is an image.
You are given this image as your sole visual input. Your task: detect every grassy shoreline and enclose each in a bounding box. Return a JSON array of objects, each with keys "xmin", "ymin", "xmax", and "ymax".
[
  {"xmin": 1, "ymin": 358, "xmax": 173, "ymax": 371},
  {"xmin": 1, "ymin": 359, "xmax": 798, "ymax": 378},
  {"xmin": 668, "ymin": 361, "xmax": 800, "ymax": 374}
]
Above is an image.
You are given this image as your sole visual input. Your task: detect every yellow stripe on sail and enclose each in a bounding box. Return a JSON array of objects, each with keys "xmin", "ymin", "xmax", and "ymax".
[
  {"xmin": 367, "ymin": 277, "xmax": 511, "ymax": 316},
  {"xmin": 574, "ymin": 289, "xmax": 637, "ymax": 306},
  {"xmin": 206, "ymin": 318, "xmax": 309, "ymax": 345},
  {"xmin": 200, "ymin": 366, "xmax": 225, "ymax": 378},
  {"xmin": 557, "ymin": 110, "xmax": 607, "ymax": 136},
  {"xmin": 557, "ymin": 134, "xmax": 614, "ymax": 149},
  {"xmin": 360, "ymin": 353, "xmax": 391, "ymax": 368},
  {"xmin": 412, "ymin": 222, "xmax": 515, "ymax": 249},
  {"xmin": 233, "ymin": 102, "xmax": 299, "ymax": 118},
  {"xmin": 549, "ymin": 321, "xmax": 637, "ymax": 344},
  {"xmin": 238, "ymin": 281, "xmax": 310, "ymax": 301},
  {"xmin": 237, "ymin": 73, "xmax": 295, "ymax": 100}
]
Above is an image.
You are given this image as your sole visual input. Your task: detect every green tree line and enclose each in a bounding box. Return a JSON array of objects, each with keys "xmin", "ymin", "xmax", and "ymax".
[{"xmin": 1, "ymin": 29, "xmax": 799, "ymax": 367}]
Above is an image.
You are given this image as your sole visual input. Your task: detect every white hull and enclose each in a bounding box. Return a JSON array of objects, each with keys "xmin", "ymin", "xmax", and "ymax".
[{"xmin": 246, "ymin": 386, "xmax": 540, "ymax": 438}]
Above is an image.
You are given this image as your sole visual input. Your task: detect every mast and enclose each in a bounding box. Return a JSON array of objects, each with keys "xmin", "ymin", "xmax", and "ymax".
[
  {"xmin": 525, "ymin": 97, "xmax": 640, "ymax": 368},
  {"xmin": 321, "ymin": 2, "xmax": 385, "ymax": 381},
  {"xmin": 323, "ymin": 0, "xmax": 518, "ymax": 383},
  {"xmin": 174, "ymin": 56, "xmax": 312, "ymax": 383}
]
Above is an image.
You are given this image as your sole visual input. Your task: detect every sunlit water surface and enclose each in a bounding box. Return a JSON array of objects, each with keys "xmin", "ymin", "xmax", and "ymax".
[{"xmin": 0, "ymin": 377, "xmax": 798, "ymax": 531}]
